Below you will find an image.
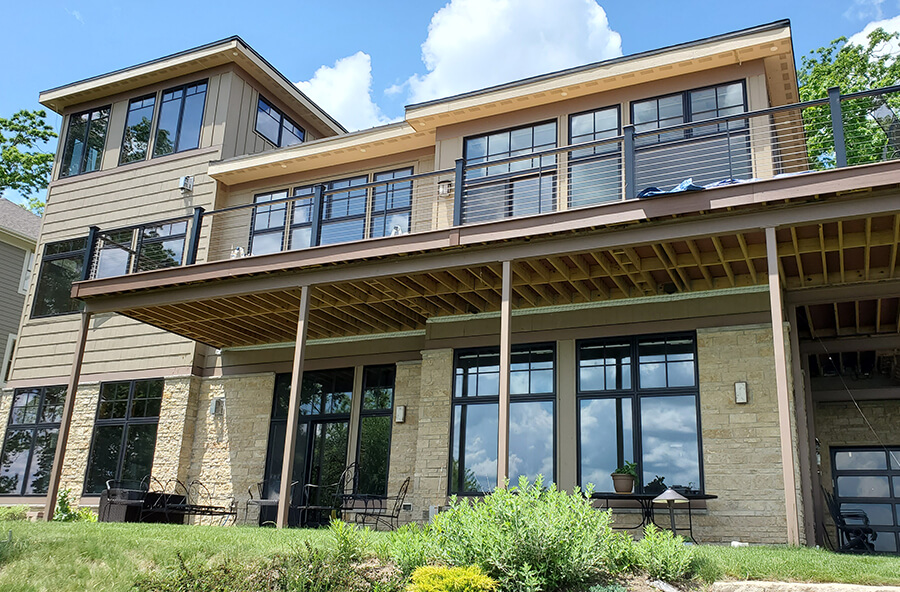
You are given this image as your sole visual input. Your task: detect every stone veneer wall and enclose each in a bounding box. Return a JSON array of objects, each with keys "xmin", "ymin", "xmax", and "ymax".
[
  {"xmin": 58, "ymin": 383, "xmax": 101, "ymax": 498},
  {"xmin": 411, "ymin": 349, "xmax": 453, "ymax": 521},
  {"xmin": 151, "ymin": 376, "xmax": 200, "ymax": 486},
  {"xmin": 188, "ymin": 373, "xmax": 275, "ymax": 524},
  {"xmin": 387, "ymin": 360, "xmax": 421, "ymax": 525},
  {"xmin": 694, "ymin": 324, "xmax": 802, "ymax": 544}
]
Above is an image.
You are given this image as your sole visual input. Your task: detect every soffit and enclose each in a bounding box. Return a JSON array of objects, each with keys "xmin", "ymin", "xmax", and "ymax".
[{"xmin": 405, "ymin": 26, "xmax": 796, "ymax": 131}]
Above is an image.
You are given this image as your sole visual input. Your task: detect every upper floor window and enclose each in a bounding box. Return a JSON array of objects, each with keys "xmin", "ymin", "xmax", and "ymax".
[
  {"xmin": 632, "ymin": 81, "xmax": 746, "ymax": 146},
  {"xmin": 568, "ymin": 106, "xmax": 621, "ymax": 208},
  {"xmin": 250, "ymin": 190, "xmax": 289, "ymax": 256},
  {"xmin": 32, "ymin": 238, "xmax": 87, "ymax": 318},
  {"xmin": 153, "ymin": 81, "xmax": 207, "ymax": 157},
  {"xmin": 0, "ymin": 385, "xmax": 65, "ymax": 495},
  {"xmin": 371, "ymin": 168, "xmax": 412, "ymax": 239},
  {"xmin": 320, "ymin": 176, "xmax": 368, "ymax": 246},
  {"xmin": 255, "ymin": 97, "xmax": 305, "ymax": 148},
  {"xmin": 60, "ymin": 106, "xmax": 109, "ymax": 178},
  {"xmin": 119, "ymin": 95, "xmax": 156, "ymax": 164}
]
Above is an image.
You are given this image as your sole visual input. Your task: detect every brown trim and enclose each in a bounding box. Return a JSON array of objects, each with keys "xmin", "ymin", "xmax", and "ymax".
[
  {"xmin": 4, "ymin": 366, "xmax": 199, "ymax": 390},
  {"xmin": 210, "ymin": 351, "xmax": 422, "ymax": 377},
  {"xmin": 789, "ymin": 305, "xmax": 816, "ymax": 546},
  {"xmin": 800, "ymin": 333, "xmax": 900, "ymax": 355},
  {"xmin": 786, "ymin": 279, "xmax": 900, "ymax": 306},
  {"xmin": 497, "ymin": 261, "xmax": 512, "ymax": 488},
  {"xmin": 812, "ymin": 387, "xmax": 900, "ymax": 402}
]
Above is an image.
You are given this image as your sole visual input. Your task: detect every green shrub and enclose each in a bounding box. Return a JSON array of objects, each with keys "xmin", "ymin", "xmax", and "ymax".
[
  {"xmin": 329, "ymin": 519, "xmax": 372, "ymax": 564},
  {"xmin": 0, "ymin": 506, "xmax": 28, "ymax": 521},
  {"xmin": 407, "ymin": 565, "xmax": 497, "ymax": 592},
  {"xmin": 52, "ymin": 489, "xmax": 96, "ymax": 522},
  {"xmin": 632, "ymin": 524, "xmax": 695, "ymax": 581},
  {"xmin": 390, "ymin": 523, "xmax": 435, "ymax": 577},
  {"xmin": 427, "ymin": 476, "xmax": 624, "ymax": 592}
]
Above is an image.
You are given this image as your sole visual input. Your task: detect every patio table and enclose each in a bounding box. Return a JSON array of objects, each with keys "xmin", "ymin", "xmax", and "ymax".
[{"xmin": 592, "ymin": 492, "xmax": 717, "ymax": 543}]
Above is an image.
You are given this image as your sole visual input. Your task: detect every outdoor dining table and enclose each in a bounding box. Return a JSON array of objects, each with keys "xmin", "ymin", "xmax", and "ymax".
[{"xmin": 592, "ymin": 492, "xmax": 717, "ymax": 543}]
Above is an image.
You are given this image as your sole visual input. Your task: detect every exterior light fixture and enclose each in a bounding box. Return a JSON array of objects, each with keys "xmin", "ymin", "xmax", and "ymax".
[
  {"xmin": 653, "ymin": 487, "xmax": 688, "ymax": 534},
  {"xmin": 734, "ymin": 381, "xmax": 748, "ymax": 404},
  {"xmin": 395, "ymin": 405, "xmax": 406, "ymax": 423},
  {"xmin": 437, "ymin": 180, "xmax": 452, "ymax": 197}
]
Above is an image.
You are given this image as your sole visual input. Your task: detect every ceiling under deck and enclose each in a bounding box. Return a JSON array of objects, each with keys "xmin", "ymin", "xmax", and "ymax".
[{"xmin": 111, "ymin": 212, "xmax": 900, "ymax": 349}]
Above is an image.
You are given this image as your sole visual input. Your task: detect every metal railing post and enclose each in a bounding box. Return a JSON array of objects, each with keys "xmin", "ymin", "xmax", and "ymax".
[
  {"xmin": 310, "ymin": 184, "xmax": 325, "ymax": 247},
  {"xmin": 828, "ymin": 86, "xmax": 848, "ymax": 168},
  {"xmin": 184, "ymin": 207, "xmax": 205, "ymax": 265},
  {"xmin": 623, "ymin": 125, "xmax": 636, "ymax": 200},
  {"xmin": 453, "ymin": 158, "xmax": 465, "ymax": 226},
  {"xmin": 81, "ymin": 226, "xmax": 99, "ymax": 281}
]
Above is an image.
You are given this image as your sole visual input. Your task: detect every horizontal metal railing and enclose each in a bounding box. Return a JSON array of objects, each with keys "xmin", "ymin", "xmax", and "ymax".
[{"xmin": 83, "ymin": 84, "xmax": 900, "ymax": 280}]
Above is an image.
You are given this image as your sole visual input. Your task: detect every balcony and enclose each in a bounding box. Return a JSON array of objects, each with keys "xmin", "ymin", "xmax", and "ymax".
[{"xmin": 77, "ymin": 85, "xmax": 900, "ymax": 283}]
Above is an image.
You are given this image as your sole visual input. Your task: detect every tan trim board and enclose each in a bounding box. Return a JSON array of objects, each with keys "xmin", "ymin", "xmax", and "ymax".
[{"xmin": 3, "ymin": 366, "xmax": 199, "ymax": 389}]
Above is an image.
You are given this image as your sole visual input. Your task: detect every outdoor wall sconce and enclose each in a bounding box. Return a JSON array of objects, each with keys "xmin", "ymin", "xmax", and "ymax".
[
  {"xmin": 437, "ymin": 180, "xmax": 452, "ymax": 197},
  {"xmin": 734, "ymin": 381, "xmax": 748, "ymax": 404},
  {"xmin": 395, "ymin": 405, "xmax": 407, "ymax": 423},
  {"xmin": 653, "ymin": 487, "xmax": 688, "ymax": 533},
  {"xmin": 209, "ymin": 396, "xmax": 224, "ymax": 416}
]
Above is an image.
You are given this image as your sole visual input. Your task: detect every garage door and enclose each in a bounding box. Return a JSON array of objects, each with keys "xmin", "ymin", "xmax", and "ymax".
[{"xmin": 832, "ymin": 447, "xmax": 900, "ymax": 554}]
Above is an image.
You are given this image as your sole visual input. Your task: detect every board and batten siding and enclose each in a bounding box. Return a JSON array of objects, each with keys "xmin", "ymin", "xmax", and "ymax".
[{"xmin": 0, "ymin": 241, "xmax": 28, "ymax": 368}]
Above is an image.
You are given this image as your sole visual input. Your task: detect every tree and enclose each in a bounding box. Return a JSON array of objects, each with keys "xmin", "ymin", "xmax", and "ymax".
[
  {"xmin": 0, "ymin": 109, "xmax": 57, "ymax": 215},
  {"xmin": 799, "ymin": 28, "xmax": 900, "ymax": 169}
]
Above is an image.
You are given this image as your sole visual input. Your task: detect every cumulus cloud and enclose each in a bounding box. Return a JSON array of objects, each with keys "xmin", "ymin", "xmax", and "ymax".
[
  {"xmin": 404, "ymin": 0, "xmax": 623, "ymax": 104},
  {"xmin": 295, "ymin": 52, "xmax": 394, "ymax": 132},
  {"xmin": 847, "ymin": 14, "xmax": 900, "ymax": 56},
  {"xmin": 844, "ymin": 0, "xmax": 887, "ymax": 21}
]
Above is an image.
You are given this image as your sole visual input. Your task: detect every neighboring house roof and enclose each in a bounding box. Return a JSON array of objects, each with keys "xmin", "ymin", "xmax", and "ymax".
[{"xmin": 0, "ymin": 198, "xmax": 41, "ymax": 245}]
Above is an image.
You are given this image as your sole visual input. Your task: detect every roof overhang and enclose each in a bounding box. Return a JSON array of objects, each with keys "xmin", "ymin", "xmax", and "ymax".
[
  {"xmin": 39, "ymin": 36, "xmax": 345, "ymax": 137},
  {"xmin": 404, "ymin": 20, "xmax": 797, "ymax": 131}
]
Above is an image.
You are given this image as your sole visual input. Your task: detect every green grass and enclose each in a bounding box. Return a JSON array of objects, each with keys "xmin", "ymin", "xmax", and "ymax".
[
  {"xmin": 0, "ymin": 521, "xmax": 341, "ymax": 592},
  {"xmin": 694, "ymin": 545, "xmax": 900, "ymax": 586}
]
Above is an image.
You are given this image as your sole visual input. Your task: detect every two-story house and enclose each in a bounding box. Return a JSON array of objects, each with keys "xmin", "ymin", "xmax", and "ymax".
[{"xmin": 2, "ymin": 19, "xmax": 899, "ymax": 551}]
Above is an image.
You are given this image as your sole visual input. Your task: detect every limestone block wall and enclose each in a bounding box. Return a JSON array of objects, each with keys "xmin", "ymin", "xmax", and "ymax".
[
  {"xmin": 151, "ymin": 376, "xmax": 200, "ymax": 486},
  {"xmin": 411, "ymin": 349, "xmax": 453, "ymax": 521},
  {"xmin": 388, "ymin": 360, "xmax": 421, "ymax": 525},
  {"xmin": 59, "ymin": 384, "xmax": 101, "ymax": 498},
  {"xmin": 188, "ymin": 373, "xmax": 275, "ymax": 524},
  {"xmin": 694, "ymin": 324, "xmax": 799, "ymax": 544}
]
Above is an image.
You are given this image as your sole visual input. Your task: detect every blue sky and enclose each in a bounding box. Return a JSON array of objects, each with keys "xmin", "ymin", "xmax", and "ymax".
[{"xmin": 2, "ymin": 0, "xmax": 899, "ymax": 206}]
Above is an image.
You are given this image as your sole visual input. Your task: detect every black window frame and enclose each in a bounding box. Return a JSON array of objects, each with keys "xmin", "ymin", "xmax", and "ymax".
[
  {"xmin": 119, "ymin": 93, "xmax": 157, "ymax": 165},
  {"xmin": 575, "ymin": 332, "xmax": 703, "ymax": 496},
  {"xmin": 82, "ymin": 379, "xmax": 163, "ymax": 495},
  {"xmin": 319, "ymin": 175, "xmax": 369, "ymax": 246},
  {"xmin": 567, "ymin": 105, "xmax": 622, "ymax": 208},
  {"xmin": 0, "ymin": 385, "xmax": 65, "ymax": 496},
  {"xmin": 59, "ymin": 105, "xmax": 110, "ymax": 178},
  {"xmin": 255, "ymin": 96, "xmax": 306, "ymax": 148},
  {"xmin": 356, "ymin": 365, "xmax": 396, "ymax": 497},
  {"xmin": 31, "ymin": 237, "xmax": 88, "ymax": 319},
  {"xmin": 449, "ymin": 343, "xmax": 557, "ymax": 496},
  {"xmin": 152, "ymin": 79, "xmax": 208, "ymax": 158},
  {"xmin": 248, "ymin": 190, "xmax": 291, "ymax": 256},
  {"xmin": 370, "ymin": 168, "xmax": 413, "ymax": 239}
]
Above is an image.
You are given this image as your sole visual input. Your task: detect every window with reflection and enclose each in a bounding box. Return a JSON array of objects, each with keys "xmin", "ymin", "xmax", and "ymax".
[
  {"xmin": 0, "ymin": 386, "xmax": 65, "ymax": 495},
  {"xmin": 450, "ymin": 344, "xmax": 555, "ymax": 494},
  {"xmin": 120, "ymin": 95, "xmax": 156, "ymax": 164},
  {"xmin": 290, "ymin": 186, "xmax": 315, "ymax": 250},
  {"xmin": 320, "ymin": 176, "xmax": 368, "ymax": 246},
  {"xmin": 371, "ymin": 168, "xmax": 412, "ymax": 238},
  {"xmin": 135, "ymin": 221, "xmax": 187, "ymax": 272},
  {"xmin": 832, "ymin": 447, "xmax": 900, "ymax": 553},
  {"xmin": 357, "ymin": 366, "xmax": 395, "ymax": 496},
  {"xmin": 60, "ymin": 106, "xmax": 109, "ymax": 178},
  {"xmin": 568, "ymin": 106, "xmax": 621, "ymax": 208},
  {"xmin": 255, "ymin": 96, "xmax": 305, "ymax": 148},
  {"xmin": 153, "ymin": 80, "xmax": 207, "ymax": 157},
  {"xmin": 463, "ymin": 122, "xmax": 557, "ymax": 224},
  {"xmin": 250, "ymin": 190, "xmax": 289, "ymax": 255},
  {"xmin": 32, "ymin": 238, "xmax": 87, "ymax": 318},
  {"xmin": 83, "ymin": 379, "xmax": 162, "ymax": 494},
  {"xmin": 578, "ymin": 334, "xmax": 700, "ymax": 494}
]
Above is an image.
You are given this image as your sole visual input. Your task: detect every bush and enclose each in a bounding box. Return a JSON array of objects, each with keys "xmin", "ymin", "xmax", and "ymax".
[
  {"xmin": 0, "ymin": 506, "xmax": 28, "ymax": 521},
  {"xmin": 52, "ymin": 489, "xmax": 96, "ymax": 522},
  {"xmin": 329, "ymin": 519, "xmax": 372, "ymax": 564},
  {"xmin": 426, "ymin": 476, "xmax": 624, "ymax": 592},
  {"xmin": 408, "ymin": 566, "xmax": 497, "ymax": 592},
  {"xmin": 390, "ymin": 523, "xmax": 435, "ymax": 578},
  {"xmin": 631, "ymin": 524, "xmax": 694, "ymax": 581}
]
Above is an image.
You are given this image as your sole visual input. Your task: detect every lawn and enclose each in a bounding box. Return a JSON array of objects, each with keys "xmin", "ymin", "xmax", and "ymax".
[{"xmin": 1, "ymin": 520, "xmax": 899, "ymax": 592}]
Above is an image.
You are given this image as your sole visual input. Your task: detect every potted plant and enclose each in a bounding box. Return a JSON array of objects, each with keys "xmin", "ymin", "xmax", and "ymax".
[{"xmin": 611, "ymin": 461, "xmax": 637, "ymax": 494}]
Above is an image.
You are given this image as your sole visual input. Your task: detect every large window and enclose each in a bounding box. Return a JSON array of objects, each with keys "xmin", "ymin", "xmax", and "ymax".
[
  {"xmin": 357, "ymin": 366, "xmax": 395, "ymax": 496},
  {"xmin": 577, "ymin": 334, "xmax": 701, "ymax": 494},
  {"xmin": 450, "ymin": 344, "xmax": 556, "ymax": 494},
  {"xmin": 832, "ymin": 447, "xmax": 900, "ymax": 554},
  {"xmin": 463, "ymin": 122, "xmax": 557, "ymax": 224},
  {"xmin": 371, "ymin": 168, "xmax": 412, "ymax": 238},
  {"xmin": 32, "ymin": 238, "xmax": 87, "ymax": 318},
  {"xmin": 0, "ymin": 386, "xmax": 64, "ymax": 495},
  {"xmin": 320, "ymin": 176, "xmax": 368, "ymax": 246},
  {"xmin": 60, "ymin": 106, "xmax": 109, "ymax": 178},
  {"xmin": 83, "ymin": 379, "xmax": 162, "ymax": 494},
  {"xmin": 568, "ymin": 106, "xmax": 621, "ymax": 208},
  {"xmin": 249, "ymin": 191, "xmax": 289, "ymax": 255},
  {"xmin": 153, "ymin": 81, "xmax": 207, "ymax": 157},
  {"xmin": 119, "ymin": 95, "xmax": 156, "ymax": 164},
  {"xmin": 255, "ymin": 96, "xmax": 305, "ymax": 148}
]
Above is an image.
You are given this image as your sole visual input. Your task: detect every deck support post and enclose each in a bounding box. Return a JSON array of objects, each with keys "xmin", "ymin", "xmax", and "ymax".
[
  {"xmin": 788, "ymin": 304, "xmax": 816, "ymax": 546},
  {"xmin": 44, "ymin": 311, "xmax": 92, "ymax": 521},
  {"xmin": 765, "ymin": 227, "xmax": 801, "ymax": 545},
  {"xmin": 497, "ymin": 260, "xmax": 512, "ymax": 489},
  {"xmin": 277, "ymin": 285, "xmax": 311, "ymax": 528}
]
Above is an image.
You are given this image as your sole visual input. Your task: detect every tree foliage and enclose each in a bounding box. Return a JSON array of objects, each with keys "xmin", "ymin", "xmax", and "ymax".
[
  {"xmin": 798, "ymin": 28, "xmax": 900, "ymax": 168},
  {"xmin": 0, "ymin": 109, "xmax": 56, "ymax": 214}
]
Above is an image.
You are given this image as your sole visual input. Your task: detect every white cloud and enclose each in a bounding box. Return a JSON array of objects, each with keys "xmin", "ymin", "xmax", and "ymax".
[
  {"xmin": 295, "ymin": 52, "xmax": 394, "ymax": 132},
  {"xmin": 65, "ymin": 8, "xmax": 85, "ymax": 24},
  {"xmin": 847, "ymin": 14, "xmax": 900, "ymax": 56},
  {"xmin": 844, "ymin": 0, "xmax": 886, "ymax": 21},
  {"xmin": 405, "ymin": 0, "xmax": 622, "ymax": 104}
]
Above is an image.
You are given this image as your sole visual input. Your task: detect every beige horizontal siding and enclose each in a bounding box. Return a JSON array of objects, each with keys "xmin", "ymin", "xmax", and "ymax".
[{"xmin": 0, "ymin": 241, "xmax": 27, "ymax": 342}]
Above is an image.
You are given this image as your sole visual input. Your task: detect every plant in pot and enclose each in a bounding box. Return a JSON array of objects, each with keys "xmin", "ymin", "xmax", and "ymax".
[{"xmin": 611, "ymin": 461, "xmax": 638, "ymax": 494}]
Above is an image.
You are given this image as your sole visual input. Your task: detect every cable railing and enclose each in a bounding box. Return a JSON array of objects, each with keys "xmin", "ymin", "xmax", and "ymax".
[{"xmin": 83, "ymin": 84, "xmax": 900, "ymax": 280}]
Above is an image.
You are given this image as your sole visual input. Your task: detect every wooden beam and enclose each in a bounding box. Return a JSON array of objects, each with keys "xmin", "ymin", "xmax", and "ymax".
[
  {"xmin": 711, "ymin": 236, "xmax": 736, "ymax": 288},
  {"xmin": 44, "ymin": 311, "xmax": 92, "ymax": 521},
  {"xmin": 497, "ymin": 260, "xmax": 512, "ymax": 490},
  {"xmin": 766, "ymin": 227, "xmax": 801, "ymax": 546},
  {"xmin": 277, "ymin": 285, "xmax": 310, "ymax": 529}
]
